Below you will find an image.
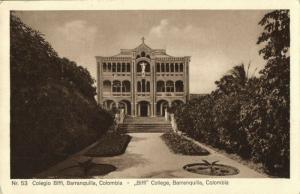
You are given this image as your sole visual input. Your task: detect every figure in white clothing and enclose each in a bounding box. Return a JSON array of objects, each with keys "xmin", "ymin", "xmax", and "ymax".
[{"xmin": 140, "ymin": 62, "xmax": 146, "ymax": 77}]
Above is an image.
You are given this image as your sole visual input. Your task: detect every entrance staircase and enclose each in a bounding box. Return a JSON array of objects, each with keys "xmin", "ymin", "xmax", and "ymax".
[{"xmin": 118, "ymin": 117, "xmax": 172, "ymax": 133}]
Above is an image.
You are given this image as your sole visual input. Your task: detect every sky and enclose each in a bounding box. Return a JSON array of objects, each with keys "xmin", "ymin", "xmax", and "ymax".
[{"xmin": 15, "ymin": 10, "xmax": 270, "ymax": 94}]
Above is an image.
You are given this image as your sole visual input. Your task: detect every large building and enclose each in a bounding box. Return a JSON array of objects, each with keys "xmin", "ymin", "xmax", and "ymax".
[{"xmin": 96, "ymin": 38, "xmax": 190, "ymax": 117}]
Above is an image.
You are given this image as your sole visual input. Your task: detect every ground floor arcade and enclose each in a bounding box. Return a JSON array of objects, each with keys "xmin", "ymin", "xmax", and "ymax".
[{"xmin": 102, "ymin": 99, "xmax": 184, "ymax": 117}]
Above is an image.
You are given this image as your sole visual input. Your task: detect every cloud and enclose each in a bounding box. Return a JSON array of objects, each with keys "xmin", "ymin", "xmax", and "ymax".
[
  {"xmin": 148, "ymin": 19, "xmax": 211, "ymax": 45},
  {"xmin": 49, "ymin": 20, "xmax": 99, "ymax": 74},
  {"xmin": 55, "ymin": 20, "xmax": 98, "ymax": 49}
]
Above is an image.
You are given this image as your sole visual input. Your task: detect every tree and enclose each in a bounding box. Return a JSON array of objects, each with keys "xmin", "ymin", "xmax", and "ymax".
[{"xmin": 241, "ymin": 10, "xmax": 290, "ymax": 176}]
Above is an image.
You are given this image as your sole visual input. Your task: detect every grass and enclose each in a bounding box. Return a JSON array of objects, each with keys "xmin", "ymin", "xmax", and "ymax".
[
  {"xmin": 161, "ymin": 132, "xmax": 209, "ymax": 156},
  {"xmin": 84, "ymin": 132, "xmax": 131, "ymax": 157}
]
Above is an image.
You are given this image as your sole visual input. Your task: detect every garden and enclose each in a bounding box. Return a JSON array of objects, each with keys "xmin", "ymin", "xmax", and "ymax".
[
  {"xmin": 173, "ymin": 10, "xmax": 290, "ymax": 177},
  {"xmin": 161, "ymin": 132, "xmax": 209, "ymax": 156}
]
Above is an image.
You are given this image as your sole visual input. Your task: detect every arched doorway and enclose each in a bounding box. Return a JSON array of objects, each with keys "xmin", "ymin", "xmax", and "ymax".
[
  {"xmin": 156, "ymin": 100, "xmax": 169, "ymax": 116},
  {"xmin": 138, "ymin": 101, "xmax": 150, "ymax": 117},
  {"xmin": 103, "ymin": 100, "xmax": 116, "ymax": 110},
  {"xmin": 119, "ymin": 100, "xmax": 131, "ymax": 115}
]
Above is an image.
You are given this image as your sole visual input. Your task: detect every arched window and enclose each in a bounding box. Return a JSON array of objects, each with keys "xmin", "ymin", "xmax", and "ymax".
[
  {"xmin": 156, "ymin": 63, "xmax": 160, "ymax": 72},
  {"xmin": 112, "ymin": 63, "xmax": 116, "ymax": 72},
  {"xmin": 175, "ymin": 80, "xmax": 184, "ymax": 92},
  {"xmin": 103, "ymin": 63, "xmax": 107, "ymax": 72},
  {"xmin": 146, "ymin": 55, "xmax": 150, "ymax": 59},
  {"xmin": 136, "ymin": 55, "xmax": 140, "ymax": 59},
  {"xmin": 112, "ymin": 80, "xmax": 121, "ymax": 92},
  {"xmin": 146, "ymin": 81, "xmax": 150, "ymax": 92},
  {"xmin": 166, "ymin": 81, "xmax": 174, "ymax": 92},
  {"xmin": 157, "ymin": 81, "xmax": 165, "ymax": 92},
  {"xmin": 122, "ymin": 63, "xmax": 126, "ymax": 72},
  {"xmin": 141, "ymin": 51, "xmax": 146, "ymax": 57},
  {"xmin": 122, "ymin": 80, "xmax": 130, "ymax": 92},
  {"xmin": 166, "ymin": 63, "xmax": 169, "ymax": 72},
  {"xmin": 127, "ymin": 63, "xmax": 131, "ymax": 72},
  {"xmin": 170, "ymin": 63, "xmax": 174, "ymax": 72},
  {"xmin": 103, "ymin": 80, "xmax": 111, "ymax": 93},
  {"xmin": 141, "ymin": 79, "xmax": 146, "ymax": 92},
  {"xmin": 137, "ymin": 81, "xmax": 141, "ymax": 92},
  {"xmin": 180, "ymin": 63, "xmax": 184, "ymax": 72},
  {"xmin": 117, "ymin": 63, "xmax": 121, "ymax": 72},
  {"xmin": 108, "ymin": 63, "xmax": 112, "ymax": 72}
]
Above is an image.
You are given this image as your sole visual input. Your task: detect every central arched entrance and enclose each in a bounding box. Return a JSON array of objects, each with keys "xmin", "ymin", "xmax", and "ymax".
[{"xmin": 138, "ymin": 101, "xmax": 150, "ymax": 117}]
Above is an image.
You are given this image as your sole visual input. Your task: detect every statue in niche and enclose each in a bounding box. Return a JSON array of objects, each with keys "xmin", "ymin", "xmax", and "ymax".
[{"xmin": 140, "ymin": 62, "xmax": 146, "ymax": 77}]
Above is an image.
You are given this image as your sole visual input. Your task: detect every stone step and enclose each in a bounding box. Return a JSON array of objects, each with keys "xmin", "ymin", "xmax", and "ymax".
[{"xmin": 119, "ymin": 116, "xmax": 172, "ymax": 133}]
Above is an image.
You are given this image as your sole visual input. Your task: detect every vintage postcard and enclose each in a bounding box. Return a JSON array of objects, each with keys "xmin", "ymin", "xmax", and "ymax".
[{"xmin": 0, "ymin": 0, "xmax": 299, "ymax": 194}]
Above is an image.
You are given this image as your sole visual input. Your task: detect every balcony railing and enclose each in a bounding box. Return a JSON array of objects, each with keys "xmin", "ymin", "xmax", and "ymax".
[
  {"xmin": 137, "ymin": 92, "xmax": 151, "ymax": 97},
  {"xmin": 156, "ymin": 92, "xmax": 184, "ymax": 97},
  {"xmin": 136, "ymin": 72, "xmax": 151, "ymax": 77},
  {"xmin": 103, "ymin": 72, "xmax": 131, "ymax": 77},
  {"xmin": 103, "ymin": 92, "xmax": 131, "ymax": 97},
  {"xmin": 156, "ymin": 73, "xmax": 184, "ymax": 76},
  {"xmin": 103, "ymin": 92, "xmax": 184, "ymax": 97}
]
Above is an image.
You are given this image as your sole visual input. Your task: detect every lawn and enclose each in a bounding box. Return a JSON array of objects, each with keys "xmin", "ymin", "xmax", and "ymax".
[
  {"xmin": 84, "ymin": 132, "xmax": 132, "ymax": 157},
  {"xmin": 161, "ymin": 132, "xmax": 209, "ymax": 156}
]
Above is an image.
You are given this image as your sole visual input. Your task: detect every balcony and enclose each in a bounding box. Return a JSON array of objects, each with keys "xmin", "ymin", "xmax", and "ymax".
[
  {"xmin": 103, "ymin": 72, "xmax": 131, "ymax": 77},
  {"xmin": 136, "ymin": 72, "xmax": 151, "ymax": 77},
  {"xmin": 156, "ymin": 72, "xmax": 184, "ymax": 77},
  {"xmin": 156, "ymin": 92, "xmax": 184, "ymax": 97},
  {"xmin": 103, "ymin": 92, "xmax": 131, "ymax": 97},
  {"xmin": 137, "ymin": 92, "xmax": 151, "ymax": 97}
]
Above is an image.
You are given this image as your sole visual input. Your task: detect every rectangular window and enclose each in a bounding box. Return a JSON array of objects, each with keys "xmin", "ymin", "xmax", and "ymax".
[
  {"xmin": 122, "ymin": 63, "xmax": 126, "ymax": 72},
  {"xmin": 166, "ymin": 63, "xmax": 169, "ymax": 72},
  {"xmin": 103, "ymin": 63, "xmax": 107, "ymax": 72},
  {"xmin": 156, "ymin": 63, "xmax": 160, "ymax": 72},
  {"xmin": 127, "ymin": 63, "xmax": 131, "ymax": 72}
]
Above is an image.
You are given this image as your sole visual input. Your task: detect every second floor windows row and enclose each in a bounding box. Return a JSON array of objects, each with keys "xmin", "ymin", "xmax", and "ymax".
[
  {"xmin": 156, "ymin": 63, "xmax": 184, "ymax": 73},
  {"xmin": 103, "ymin": 62, "xmax": 131, "ymax": 73}
]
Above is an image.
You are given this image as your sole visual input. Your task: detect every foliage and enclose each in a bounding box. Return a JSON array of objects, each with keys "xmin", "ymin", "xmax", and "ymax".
[
  {"xmin": 85, "ymin": 132, "xmax": 132, "ymax": 157},
  {"xmin": 174, "ymin": 10, "xmax": 289, "ymax": 177},
  {"xmin": 10, "ymin": 13, "xmax": 114, "ymax": 178},
  {"xmin": 161, "ymin": 132, "xmax": 209, "ymax": 155}
]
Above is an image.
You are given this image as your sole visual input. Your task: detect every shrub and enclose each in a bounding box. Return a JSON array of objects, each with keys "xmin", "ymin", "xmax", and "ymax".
[
  {"xmin": 85, "ymin": 132, "xmax": 132, "ymax": 157},
  {"xmin": 10, "ymin": 13, "xmax": 114, "ymax": 178},
  {"xmin": 173, "ymin": 10, "xmax": 290, "ymax": 177},
  {"xmin": 161, "ymin": 132, "xmax": 209, "ymax": 156}
]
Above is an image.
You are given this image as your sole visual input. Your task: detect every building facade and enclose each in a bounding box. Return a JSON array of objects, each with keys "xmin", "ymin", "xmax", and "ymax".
[{"xmin": 96, "ymin": 38, "xmax": 190, "ymax": 117}]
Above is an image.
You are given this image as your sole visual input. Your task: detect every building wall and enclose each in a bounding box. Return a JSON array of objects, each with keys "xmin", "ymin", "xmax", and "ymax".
[{"xmin": 96, "ymin": 43, "xmax": 190, "ymax": 117}]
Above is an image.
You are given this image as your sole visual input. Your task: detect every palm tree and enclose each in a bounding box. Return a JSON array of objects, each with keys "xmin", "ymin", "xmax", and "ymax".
[{"xmin": 214, "ymin": 63, "xmax": 256, "ymax": 96}]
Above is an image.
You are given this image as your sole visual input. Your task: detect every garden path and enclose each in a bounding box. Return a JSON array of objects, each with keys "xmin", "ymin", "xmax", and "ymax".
[{"xmin": 38, "ymin": 133, "xmax": 267, "ymax": 178}]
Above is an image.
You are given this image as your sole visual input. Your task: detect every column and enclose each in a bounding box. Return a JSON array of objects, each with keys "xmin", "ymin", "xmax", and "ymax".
[
  {"xmin": 153, "ymin": 102, "xmax": 157, "ymax": 117},
  {"xmin": 135, "ymin": 103, "xmax": 138, "ymax": 117},
  {"xmin": 137, "ymin": 103, "xmax": 140, "ymax": 116},
  {"xmin": 173, "ymin": 81, "xmax": 176, "ymax": 93},
  {"xmin": 132, "ymin": 53, "xmax": 136, "ymax": 116},
  {"xmin": 150, "ymin": 102, "xmax": 154, "ymax": 117},
  {"xmin": 148, "ymin": 103, "xmax": 151, "ymax": 117},
  {"xmin": 185, "ymin": 57, "xmax": 190, "ymax": 101},
  {"xmin": 131, "ymin": 102, "xmax": 134, "ymax": 116}
]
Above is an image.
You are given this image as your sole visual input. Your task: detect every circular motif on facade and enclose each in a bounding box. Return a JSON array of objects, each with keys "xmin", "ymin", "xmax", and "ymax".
[{"xmin": 183, "ymin": 162, "xmax": 239, "ymax": 176}]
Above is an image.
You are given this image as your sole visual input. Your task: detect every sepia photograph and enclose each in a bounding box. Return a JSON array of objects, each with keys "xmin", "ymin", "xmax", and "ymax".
[{"xmin": 9, "ymin": 9, "xmax": 291, "ymax": 180}]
